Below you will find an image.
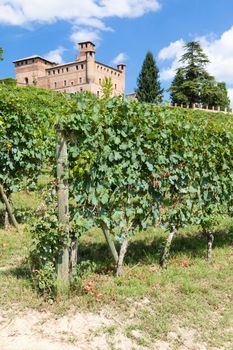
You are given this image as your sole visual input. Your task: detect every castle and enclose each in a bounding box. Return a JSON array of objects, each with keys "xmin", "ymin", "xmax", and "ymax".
[{"xmin": 13, "ymin": 42, "xmax": 125, "ymax": 96}]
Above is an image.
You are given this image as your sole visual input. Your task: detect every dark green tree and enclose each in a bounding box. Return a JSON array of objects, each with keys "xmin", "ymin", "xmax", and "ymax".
[
  {"xmin": 136, "ymin": 51, "xmax": 163, "ymax": 103},
  {"xmin": 201, "ymin": 78, "xmax": 230, "ymax": 110},
  {"xmin": 169, "ymin": 68, "xmax": 189, "ymax": 105},
  {"xmin": 170, "ymin": 41, "xmax": 209, "ymax": 105},
  {"xmin": 170, "ymin": 41, "xmax": 230, "ymax": 109}
]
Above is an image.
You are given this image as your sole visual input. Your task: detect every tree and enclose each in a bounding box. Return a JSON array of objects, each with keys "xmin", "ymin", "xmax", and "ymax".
[
  {"xmin": 201, "ymin": 78, "xmax": 230, "ymax": 110},
  {"xmin": 170, "ymin": 68, "xmax": 189, "ymax": 105},
  {"xmin": 136, "ymin": 51, "xmax": 163, "ymax": 103},
  {"xmin": 100, "ymin": 77, "xmax": 113, "ymax": 99},
  {"xmin": 170, "ymin": 41, "xmax": 209, "ymax": 105},
  {"xmin": 0, "ymin": 47, "xmax": 3, "ymax": 61},
  {"xmin": 169, "ymin": 41, "xmax": 230, "ymax": 109}
]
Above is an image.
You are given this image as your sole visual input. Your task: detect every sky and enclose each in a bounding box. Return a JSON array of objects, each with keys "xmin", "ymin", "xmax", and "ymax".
[{"xmin": 1, "ymin": 0, "xmax": 233, "ymax": 106}]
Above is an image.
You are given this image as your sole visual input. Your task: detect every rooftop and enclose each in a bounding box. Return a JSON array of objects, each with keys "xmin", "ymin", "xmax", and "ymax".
[
  {"xmin": 13, "ymin": 55, "xmax": 54, "ymax": 64},
  {"xmin": 78, "ymin": 41, "xmax": 95, "ymax": 47}
]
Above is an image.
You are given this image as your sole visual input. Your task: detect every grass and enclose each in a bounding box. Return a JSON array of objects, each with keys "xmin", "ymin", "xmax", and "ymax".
[{"xmin": 0, "ymin": 189, "xmax": 233, "ymax": 348}]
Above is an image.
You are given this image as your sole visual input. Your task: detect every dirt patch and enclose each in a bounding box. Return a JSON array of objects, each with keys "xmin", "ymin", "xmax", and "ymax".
[
  {"xmin": 0, "ymin": 308, "xmax": 228, "ymax": 350},
  {"xmin": 0, "ymin": 309, "xmax": 147, "ymax": 350}
]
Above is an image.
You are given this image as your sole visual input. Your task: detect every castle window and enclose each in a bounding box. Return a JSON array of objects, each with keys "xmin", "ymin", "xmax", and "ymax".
[
  {"xmin": 71, "ymin": 81, "xmax": 74, "ymax": 86},
  {"xmin": 62, "ymin": 68, "xmax": 64, "ymax": 73},
  {"xmin": 86, "ymin": 43, "xmax": 88, "ymax": 48},
  {"xmin": 99, "ymin": 78, "xmax": 101, "ymax": 84},
  {"xmin": 53, "ymin": 70, "xmax": 55, "ymax": 75},
  {"xmin": 115, "ymin": 84, "xmax": 117, "ymax": 90},
  {"xmin": 76, "ymin": 65, "xmax": 79, "ymax": 70},
  {"xmin": 81, "ymin": 64, "xmax": 84, "ymax": 69},
  {"xmin": 114, "ymin": 72, "xmax": 116, "ymax": 75},
  {"xmin": 32, "ymin": 59, "xmax": 34, "ymax": 63},
  {"xmin": 54, "ymin": 82, "xmax": 57, "ymax": 88},
  {"xmin": 25, "ymin": 60, "xmax": 28, "ymax": 65},
  {"xmin": 64, "ymin": 80, "xmax": 67, "ymax": 86},
  {"xmin": 80, "ymin": 87, "xmax": 83, "ymax": 91},
  {"xmin": 58, "ymin": 69, "xmax": 60, "ymax": 74},
  {"xmin": 66, "ymin": 67, "xmax": 69, "ymax": 72},
  {"xmin": 48, "ymin": 71, "xmax": 51, "ymax": 75},
  {"xmin": 111, "ymin": 71, "xmax": 113, "ymax": 74},
  {"xmin": 25, "ymin": 77, "xmax": 29, "ymax": 85},
  {"xmin": 79, "ymin": 77, "xmax": 82, "ymax": 83}
]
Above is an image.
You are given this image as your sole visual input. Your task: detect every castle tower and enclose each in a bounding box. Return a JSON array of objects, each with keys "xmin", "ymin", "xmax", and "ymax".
[
  {"xmin": 77, "ymin": 42, "xmax": 95, "ymax": 84},
  {"xmin": 117, "ymin": 64, "xmax": 126, "ymax": 92}
]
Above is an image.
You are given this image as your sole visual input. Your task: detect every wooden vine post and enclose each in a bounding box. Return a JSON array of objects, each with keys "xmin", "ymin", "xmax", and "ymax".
[{"xmin": 56, "ymin": 130, "xmax": 70, "ymax": 285}]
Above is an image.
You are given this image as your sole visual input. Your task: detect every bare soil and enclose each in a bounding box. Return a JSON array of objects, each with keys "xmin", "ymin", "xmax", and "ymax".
[{"xmin": 0, "ymin": 307, "xmax": 222, "ymax": 350}]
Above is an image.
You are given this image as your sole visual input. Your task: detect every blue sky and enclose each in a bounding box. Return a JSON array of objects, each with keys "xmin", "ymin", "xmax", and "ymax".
[{"xmin": 1, "ymin": 0, "xmax": 233, "ymax": 105}]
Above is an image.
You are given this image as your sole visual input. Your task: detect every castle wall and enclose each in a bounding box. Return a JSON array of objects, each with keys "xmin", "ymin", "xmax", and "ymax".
[{"xmin": 15, "ymin": 58, "xmax": 54, "ymax": 86}]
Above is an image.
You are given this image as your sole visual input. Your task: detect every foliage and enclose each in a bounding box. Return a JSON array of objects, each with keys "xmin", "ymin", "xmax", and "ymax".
[
  {"xmin": 0, "ymin": 78, "xmax": 16, "ymax": 86},
  {"xmin": 60, "ymin": 94, "xmax": 161, "ymax": 244},
  {"xmin": 70, "ymin": 260, "xmax": 97, "ymax": 292},
  {"xmin": 59, "ymin": 93, "xmax": 233, "ymax": 256},
  {"xmin": 136, "ymin": 52, "xmax": 163, "ymax": 103},
  {"xmin": 75, "ymin": 260, "xmax": 97, "ymax": 278},
  {"xmin": 33, "ymin": 261, "xmax": 57, "ymax": 297},
  {"xmin": 2, "ymin": 86, "xmax": 233, "ymax": 280},
  {"xmin": 100, "ymin": 77, "xmax": 113, "ymax": 99},
  {"xmin": 29, "ymin": 189, "xmax": 67, "ymax": 270},
  {"xmin": 201, "ymin": 79, "xmax": 230, "ymax": 110},
  {"xmin": 170, "ymin": 68, "xmax": 189, "ymax": 105},
  {"xmin": 29, "ymin": 185, "xmax": 79, "ymax": 295},
  {"xmin": 170, "ymin": 41, "xmax": 230, "ymax": 109},
  {"xmin": 0, "ymin": 85, "xmax": 65, "ymax": 195},
  {"xmin": 0, "ymin": 47, "xmax": 3, "ymax": 61}
]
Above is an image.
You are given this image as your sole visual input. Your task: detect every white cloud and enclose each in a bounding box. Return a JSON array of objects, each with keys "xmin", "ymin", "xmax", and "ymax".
[
  {"xmin": 197, "ymin": 27, "xmax": 233, "ymax": 84},
  {"xmin": 158, "ymin": 39, "xmax": 185, "ymax": 80},
  {"xmin": 158, "ymin": 39, "xmax": 185, "ymax": 61},
  {"xmin": 227, "ymin": 88, "xmax": 233, "ymax": 109},
  {"xmin": 0, "ymin": 1, "xmax": 161, "ymax": 43},
  {"xmin": 111, "ymin": 53, "xmax": 128, "ymax": 65},
  {"xmin": 74, "ymin": 18, "xmax": 113, "ymax": 32},
  {"xmin": 44, "ymin": 46, "xmax": 66, "ymax": 64},
  {"xmin": 70, "ymin": 29, "xmax": 102, "ymax": 45}
]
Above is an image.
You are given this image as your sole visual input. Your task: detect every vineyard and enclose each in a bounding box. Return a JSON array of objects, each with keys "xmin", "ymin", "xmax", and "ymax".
[{"xmin": 0, "ymin": 84, "xmax": 233, "ymax": 288}]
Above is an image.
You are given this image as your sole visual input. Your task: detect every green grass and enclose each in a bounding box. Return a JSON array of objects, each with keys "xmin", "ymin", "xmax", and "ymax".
[{"xmin": 0, "ymin": 189, "xmax": 233, "ymax": 348}]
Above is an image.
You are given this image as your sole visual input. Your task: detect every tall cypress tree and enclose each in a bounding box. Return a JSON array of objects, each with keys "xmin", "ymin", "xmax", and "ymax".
[{"xmin": 136, "ymin": 52, "xmax": 163, "ymax": 103}]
